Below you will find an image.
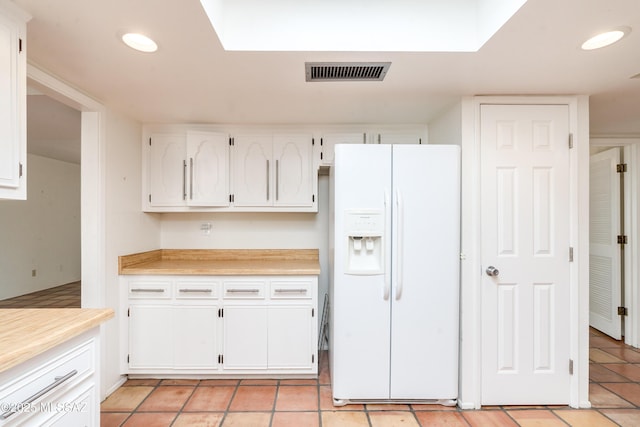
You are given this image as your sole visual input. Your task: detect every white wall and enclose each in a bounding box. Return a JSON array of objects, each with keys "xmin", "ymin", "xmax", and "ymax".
[
  {"xmin": 428, "ymin": 102, "xmax": 462, "ymax": 146},
  {"xmin": 103, "ymin": 108, "xmax": 161, "ymax": 395},
  {"xmin": 0, "ymin": 153, "xmax": 80, "ymax": 300}
]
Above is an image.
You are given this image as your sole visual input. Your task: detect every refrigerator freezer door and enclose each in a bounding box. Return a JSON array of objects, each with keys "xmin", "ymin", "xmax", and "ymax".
[
  {"xmin": 389, "ymin": 145, "xmax": 460, "ymax": 399},
  {"xmin": 331, "ymin": 144, "xmax": 393, "ymax": 400}
]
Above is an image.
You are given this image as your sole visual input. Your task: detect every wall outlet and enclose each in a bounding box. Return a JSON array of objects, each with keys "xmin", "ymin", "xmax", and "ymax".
[
  {"xmin": 31, "ymin": 269, "xmax": 36, "ymax": 277},
  {"xmin": 200, "ymin": 222, "xmax": 213, "ymax": 235}
]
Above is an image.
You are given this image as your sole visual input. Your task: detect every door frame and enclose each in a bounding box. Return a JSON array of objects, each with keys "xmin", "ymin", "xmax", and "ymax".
[
  {"xmin": 458, "ymin": 96, "xmax": 590, "ymax": 409},
  {"xmin": 590, "ymin": 137, "xmax": 640, "ymax": 349},
  {"xmin": 26, "ymin": 64, "xmax": 108, "ymax": 395}
]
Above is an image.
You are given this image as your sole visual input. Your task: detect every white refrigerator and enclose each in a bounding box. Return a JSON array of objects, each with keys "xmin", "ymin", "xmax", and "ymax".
[{"xmin": 329, "ymin": 143, "xmax": 460, "ymax": 405}]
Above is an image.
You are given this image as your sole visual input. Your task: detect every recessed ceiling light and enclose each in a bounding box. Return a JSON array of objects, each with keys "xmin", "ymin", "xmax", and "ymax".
[
  {"xmin": 121, "ymin": 33, "xmax": 158, "ymax": 53},
  {"xmin": 581, "ymin": 27, "xmax": 630, "ymax": 50}
]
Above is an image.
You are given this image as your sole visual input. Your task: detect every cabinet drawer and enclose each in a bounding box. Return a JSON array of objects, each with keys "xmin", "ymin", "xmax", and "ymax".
[
  {"xmin": 128, "ymin": 280, "xmax": 172, "ymax": 299},
  {"xmin": 270, "ymin": 281, "xmax": 312, "ymax": 299},
  {"xmin": 0, "ymin": 339, "xmax": 95, "ymax": 424},
  {"xmin": 223, "ymin": 281, "xmax": 265, "ymax": 299},
  {"xmin": 175, "ymin": 281, "xmax": 219, "ymax": 300}
]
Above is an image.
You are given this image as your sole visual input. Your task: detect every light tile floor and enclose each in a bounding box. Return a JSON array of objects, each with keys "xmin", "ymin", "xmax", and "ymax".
[{"xmin": 3, "ymin": 284, "xmax": 640, "ymax": 426}]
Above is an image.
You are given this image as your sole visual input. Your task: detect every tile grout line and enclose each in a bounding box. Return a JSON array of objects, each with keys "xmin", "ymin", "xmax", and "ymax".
[
  {"xmin": 168, "ymin": 380, "xmax": 199, "ymax": 426},
  {"xmin": 219, "ymin": 379, "xmax": 240, "ymax": 426}
]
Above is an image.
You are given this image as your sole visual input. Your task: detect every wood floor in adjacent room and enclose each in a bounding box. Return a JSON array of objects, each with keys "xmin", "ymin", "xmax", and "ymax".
[
  {"xmin": 0, "ymin": 281, "xmax": 80, "ymax": 308},
  {"xmin": 3, "ymin": 284, "xmax": 640, "ymax": 425}
]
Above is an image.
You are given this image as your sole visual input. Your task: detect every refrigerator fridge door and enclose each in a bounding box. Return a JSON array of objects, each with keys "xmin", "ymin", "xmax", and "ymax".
[
  {"xmin": 331, "ymin": 144, "xmax": 393, "ymax": 400},
  {"xmin": 389, "ymin": 145, "xmax": 460, "ymax": 399},
  {"xmin": 330, "ymin": 144, "xmax": 460, "ymax": 404}
]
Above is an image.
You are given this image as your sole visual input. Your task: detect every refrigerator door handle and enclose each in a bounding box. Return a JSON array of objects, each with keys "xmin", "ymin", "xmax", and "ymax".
[
  {"xmin": 383, "ymin": 189, "xmax": 390, "ymax": 300},
  {"xmin": 395, "ymin": 188, "xmax": 404, "ymax": 300}
]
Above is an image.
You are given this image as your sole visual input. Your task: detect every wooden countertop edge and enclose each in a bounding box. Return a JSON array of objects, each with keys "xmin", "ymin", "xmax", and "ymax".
[
  {"xmin": 0, "ymin": 308, "xmax": 114, "ymax": 373},
  {"xmin": 119, "ymin": 249, "xmax": 320, "ymax": 275},
  {"xmin": 120, "ymin": 267, "xmax": 321, "ymax": 275}
]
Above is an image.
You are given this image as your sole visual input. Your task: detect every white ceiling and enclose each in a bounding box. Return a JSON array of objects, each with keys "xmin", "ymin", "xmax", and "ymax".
[
  {"xmin": 14, "ymin": 0, "xmax": 640, "ymax": 164},
  {"xmin": 27, "ymin": 92, "xmax": 80, "ymax": 164}
]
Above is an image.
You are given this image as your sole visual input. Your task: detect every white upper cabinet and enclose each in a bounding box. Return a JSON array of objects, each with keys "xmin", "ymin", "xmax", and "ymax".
[
  {"xmin": 146, "ymin": 131, "xmax": 230, "ymax": 209},
  {"xmin": 232, "ymin": 134, "xmax": 272, "ymax": 207},
  {"xmin": 273, "ymin": 134, "xmax": 314, "ymax": 207},
  {"xmin": 375, "ymin": 131, "xmax": 425, "ymax": 145},
  {"xmin": 318, "ymin": 132, "xmax": 366, "ymax": 166},
  {"xmin": 187, "ymin": 131, "xmax": 230, "ymax": 206},
  {"xmin": 147, "ymin": 133, "xmax": 186, "ymax": 207},
  {"xmin": 0, "ymin": 2, "xmax": 29, "ymax": 200},
  {"xmin": 233, "ymin": 133, "xmax": 314, "ymax": 209}
]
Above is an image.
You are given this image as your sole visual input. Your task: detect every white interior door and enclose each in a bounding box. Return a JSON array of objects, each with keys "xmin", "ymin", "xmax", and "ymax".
[
  {"xmin": 480, "ymin": 104, "xmax": 571, "ymax": 405},
  {"xmin": 589, "ymin": 147, "xmax": 622, "ymax": 339}
]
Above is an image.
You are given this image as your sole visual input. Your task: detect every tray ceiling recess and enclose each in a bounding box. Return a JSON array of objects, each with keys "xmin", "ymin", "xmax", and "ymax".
[
  {"xmin": 198, "ymin": 0, "xmax": 528, "ymax": 52},
  {"xmin": 305, "ymin": 62, "xmax": 391, "ymax": 82}
]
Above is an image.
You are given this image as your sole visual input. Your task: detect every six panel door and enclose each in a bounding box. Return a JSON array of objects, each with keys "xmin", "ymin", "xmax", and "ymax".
[{"xmin": 480, "ymin": 104, "xmax": 571, "ymax": 405}]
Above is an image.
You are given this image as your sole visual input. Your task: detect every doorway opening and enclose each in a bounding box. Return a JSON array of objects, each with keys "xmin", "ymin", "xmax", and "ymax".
[
  {"xmin": 0, "ymin": 88, "xmax": 81, "ymax": 305},
  {"xmin": 589, "ymin": 138, "xmax": 640, "ymax": 349}
]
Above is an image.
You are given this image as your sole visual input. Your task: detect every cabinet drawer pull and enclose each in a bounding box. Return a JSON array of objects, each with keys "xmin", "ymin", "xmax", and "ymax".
[
  {"xmin": 226, "ymin": 289, "xmax": 261, "ymax": 293},
  {"xmin": 183, "ymin": 159, "xmax": 187, "ymax": 200},
  {"xmin": 179, "ymin": 288, "xmax": 212, "ymax": 293},
  {"xmin": 276, "ymin": 159, "xmax": 279, "ymax": 201},
  {"xmin": 131, "ymin": 288, "xmax": 165, "ymax": 293},
  {"xmin": 0, "ymin": 369, "xmax": 78, "ymax": 420},
  {"xmin": 189, "ymin": 157, "xmax": 194, "ymax": 200},
  {"xmin": 274, "ymin": 288, "xmax": 307, "ymax": 294},
  {"xmin": 266, "ymin": 160, "xmax": 270, "ymax": 201}
]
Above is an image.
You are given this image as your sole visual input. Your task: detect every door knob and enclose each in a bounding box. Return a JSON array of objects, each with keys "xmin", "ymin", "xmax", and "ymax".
[{"xmin": 486, "ymin": 266, "xmax": 499, "ymax": 277}]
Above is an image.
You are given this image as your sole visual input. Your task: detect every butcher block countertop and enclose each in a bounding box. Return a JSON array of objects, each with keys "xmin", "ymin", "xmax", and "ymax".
[
  {"xmin": 119, "ymin": 249, "xmax": 321, "ymax": 275},
  {"xmin": 0, "ymin": 308, "xmax": 114, "ymax": 373}
]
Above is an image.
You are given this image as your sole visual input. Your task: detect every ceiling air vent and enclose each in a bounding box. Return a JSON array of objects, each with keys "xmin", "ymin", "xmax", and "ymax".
[{"xmin": 305, "ymin": 62, "xmax": 391, "ymax": 82}]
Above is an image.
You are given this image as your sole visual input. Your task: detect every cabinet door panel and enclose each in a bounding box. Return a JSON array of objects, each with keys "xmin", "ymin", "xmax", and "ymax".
[
  {"xmin": 223, "ymin": 306, "xmax": 268, "ymax": 369},
  {"xmin": 148, "ymin": 134, "xmax": 186, "ymax": 206},
  {"xmin": 273, "ymin": 135, "xmax": 313, "ymax": 206},
  {"xmin": 376, "ymin": 132, "xmax": 424, "ymax": 145},
  {"xmin": 232, "ymin": 135, "xmax": 272, "ymax": 206},
  {"xmin": 187, "ymin": 131, "xmax": 229, "ymax": 206},
  {"xmin": 320, "ymin": 133, "xmax": 365, "ymax": 166},
  {"xmin": 268, "ymin": 306, "xmax": 313, "ymax": 369},
  {"xmin": 174, "ymin": 306, "xmax": 218, "ymax": 368},
  {"xmin": 129, "ymin": 305, "xmax": 173, "ymax": 368},
  {"xmin": 47, "ymin": 385, "xmax": 95, "ymax": 427}
]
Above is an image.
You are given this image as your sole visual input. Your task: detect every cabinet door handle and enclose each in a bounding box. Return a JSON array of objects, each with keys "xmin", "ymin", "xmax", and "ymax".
[
  {"xmin": 189, "ymin": 157, "xmax": 194, "ymax": 200},
  {"xmin": 276, "ymin": 159, "xmax": 279, "ymax": 201},
  {"xmin": 131, "ymin": 288, "xmax": 165, "ymax": 293},
  {"xmin": 182, "ymin": 159, "xmax": 187, "ymax": 200},
  {"xmin": 179, "ymin": 288, "xmax": 212, "ymax": 293},
  {"xmin": 0, "ymin": 369, "xmax": 77, "ymax": 420},
  {"xmin": 226, "ymin": 289, "xmax": 261, "ymax": 293},
  {"xmin": 266, "ymin": 160, "xmax": 270, "ymax": 201},
  {"xmin": 274, "ymin": 288, "xmax": 307, "ymax": 294}
]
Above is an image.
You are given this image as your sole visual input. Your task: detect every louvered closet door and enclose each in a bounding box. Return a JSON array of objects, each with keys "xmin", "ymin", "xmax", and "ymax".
[
  {"xmin": 480, "ymin": 104, "xmax": 571, "ymax": 405},
  {"xmin": 589, "ymin": 147, "xmax": 622, "ymax": 339}
]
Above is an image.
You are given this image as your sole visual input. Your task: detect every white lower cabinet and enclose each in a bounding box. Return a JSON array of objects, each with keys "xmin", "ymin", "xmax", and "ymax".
[
  {"xmin": 129, "ymin": 305, "xmax": 174, "ymax": 369},
  {"xmin": 0, "ymin": 330, "xmax": 100, "ymax": 427},
  {"xmin": 223, "ymin": 306, "xmax": 268, "ymax": 370},
  {"xmin": 123, "ymin": 275, "xmax": 318, "ymax": 377},
  {"xmin": 174, "ymin": 306, "xmax": 219, "ymax": 369},
  {"xmin": 268, "ymin": 306, "xmax": 314, "ymax": 369}
]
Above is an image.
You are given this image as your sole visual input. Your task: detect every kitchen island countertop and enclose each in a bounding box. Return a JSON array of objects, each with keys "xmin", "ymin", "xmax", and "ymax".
[
  {"xmin": 119, "ymin": 249, "xmax": 321, "ymax": 275},
  {"xmin": 0, "ymin": 308, "xmax": 114, "ymax": 373}
]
